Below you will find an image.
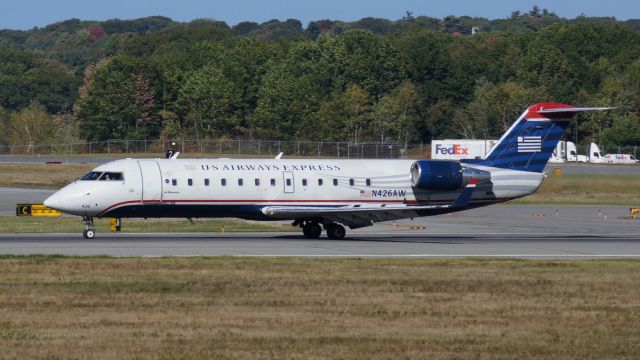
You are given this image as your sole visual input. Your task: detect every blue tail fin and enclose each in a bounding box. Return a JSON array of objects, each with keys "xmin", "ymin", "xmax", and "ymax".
[{"xmin": 461, "ymin": 103, "xmax": 611, "ymax": 173}]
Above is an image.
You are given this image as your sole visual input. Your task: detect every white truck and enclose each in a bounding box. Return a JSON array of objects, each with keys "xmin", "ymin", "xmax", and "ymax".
[
  {"xmin": 550, "ymin": 142, "xmax": 636, "ymax": 164},
  {"xmin": 549, "ymin": 141, "xmax": 582, "ymax": 163},
  {"xmin": 604, "ymin": 153, "xmax": 639, "ymax": 164},
  {"xmin": 588, "ymin": 143, "xmax": 607, "ymax": 164},
  {"xmin": 431, "ymin": 139, "xmax": 497, "ymax": 160}
]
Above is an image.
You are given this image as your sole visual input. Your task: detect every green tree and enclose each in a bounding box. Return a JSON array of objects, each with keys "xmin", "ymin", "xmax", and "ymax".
[
  {"xmin": 461, "ymin": 80, "xmax": 548, "ymax": 138},
  {"xmin": 395, "ymin": 30, "xmax": 454, "ymax": 105},
  {"xmin": 0, "ymin": 44, "xmax": 80, "ymax": 113},
  {"xmin": 52, "ymin": 113, "xmax": 80, "ymax": 145},
  {"xmin": 75, "ymin": 56, "xmax": 161, "ymax": 140},
  {"xmin": 179, "ymin": 65, "xmax": 237, "ymax": 140},
  {"xmin": 0, "ymin": 106, "xmax": 8, "ymax": 146},
  {"xmin": 326, "ymin": 30, "xmax": 404, "ymax": 99},
  {"xmin": 601, "ymin": 113, "xmax": 640, "ymax": 146},
  {"xmin": 7, "ymin": 102, "xmax": 54, "ymax": 151},
  {"xmin": 369, "ymin": 81, "xmax": 423, "ymax": 145},
  {"xmin": 307, "ymin": 84, "xmax": 372, "ymax": 142},
  {"xmin": 254, "ymin": 41, "xmax": 325, "ymax": 139},
  {"xmin": 519, "ymin": 41, "xmax": 576, "ymax": 102}
]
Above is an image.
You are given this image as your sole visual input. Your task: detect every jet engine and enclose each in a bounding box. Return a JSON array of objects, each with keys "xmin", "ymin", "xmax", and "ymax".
[{"xmin": 410, "ymin": 160, "xmax": 491, "ymax": 190}]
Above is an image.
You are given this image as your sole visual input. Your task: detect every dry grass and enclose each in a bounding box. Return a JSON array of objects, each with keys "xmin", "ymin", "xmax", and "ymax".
[
  {"xmin": 0, "ymin": 163, "xmax": 92, "ymax": 189},
  {"xmin": 515, "ymin": 174, "xmax": 640, "ymax": 205},
  {"xmin": 0, "ymin": 257, "xmax": 639, "ymax": 359}
]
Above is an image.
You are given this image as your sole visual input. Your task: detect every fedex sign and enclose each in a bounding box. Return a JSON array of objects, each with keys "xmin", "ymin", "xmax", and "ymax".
[{"xmin": 435, "ymin": 144, "xmax": 469, "ymax": 155}]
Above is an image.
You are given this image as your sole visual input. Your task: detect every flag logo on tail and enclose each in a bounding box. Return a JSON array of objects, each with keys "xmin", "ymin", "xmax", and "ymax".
[{"xmin": 517, "ymin": 136, "xmax": 542, "ymax": 152}]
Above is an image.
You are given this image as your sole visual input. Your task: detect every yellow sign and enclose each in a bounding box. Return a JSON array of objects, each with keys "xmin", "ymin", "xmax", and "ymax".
[
  {"xmin": 109, "ymin": 218, "xmax": 122, "ymax": 232},
  {"xmin": 16, "ymin": 204, "xmax": 31, "ymax": 216},
  {"xmin": 16, "ymin": 204, "xmax": 61, "ymax": 217}
]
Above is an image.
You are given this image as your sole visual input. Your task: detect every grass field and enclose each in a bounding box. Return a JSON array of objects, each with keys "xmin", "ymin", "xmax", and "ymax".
[
  {"xmin": 514, "ymin": 173, "xmax": 640, "ymax": 205},
  {"xmin": 1, "ymin": 163, "xmax": 639, "ymax": 205},
  {"xmin": 0, "ymin": 257, "xmax": 638, "ymax": 359},
  {"xmin": 0, "ymin": 163, "xmax": 92, "ymax": 189}
]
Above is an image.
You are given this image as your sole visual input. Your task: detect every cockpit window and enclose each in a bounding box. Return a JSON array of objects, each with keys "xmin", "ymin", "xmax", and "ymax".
[
  {"xmin": 99, "ymin": 172, "xmax": 124, "ymax": 181},
  {"xmin": 80, "ymin": 172, "xmax": 102, "ymax": 181}
]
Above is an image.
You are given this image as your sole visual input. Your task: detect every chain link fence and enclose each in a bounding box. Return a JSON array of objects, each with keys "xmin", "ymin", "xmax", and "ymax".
[
  {"xmin": 2, "ymin": 139, "xmax": 638, "ymax": 160},
  {"xmin": 0, "ymin": 139, "xmax": 430, "ymax": 159},
  {"xmin": 599, "ymin": 145, "xmax": 638, "ymax": 157}
]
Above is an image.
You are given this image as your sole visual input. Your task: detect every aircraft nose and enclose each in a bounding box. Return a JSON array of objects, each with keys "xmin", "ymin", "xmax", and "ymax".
[{"xmin": 44, "ymin": 192, "xmax": 66, "ymax": 212}]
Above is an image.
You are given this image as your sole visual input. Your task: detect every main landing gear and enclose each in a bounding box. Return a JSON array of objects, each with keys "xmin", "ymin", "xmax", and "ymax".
[
  {"xmin": 296, "ymin": 220, "xmax": 346, "ymax": 240},
  {"xmin": 302, "ymin": 222, "xmax": 322, "ymax": 238},
  {"xmin": 82, "ymin": 216, "xmax": 96, "ymax": 239},
  {"xmin": 325, "ymin": 223, "xmax": 346, "ymax": 240}
]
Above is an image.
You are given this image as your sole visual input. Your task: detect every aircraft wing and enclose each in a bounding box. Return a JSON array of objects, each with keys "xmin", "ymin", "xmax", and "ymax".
[{"xmin": 261, "ymin": 179, "xmax": 478, "ymax": 229}]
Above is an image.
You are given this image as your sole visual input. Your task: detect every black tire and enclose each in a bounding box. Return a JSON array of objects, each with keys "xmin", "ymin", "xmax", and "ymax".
[
  {"xmin": 302, "ymin": 223, "xmax": 322, "ymax": 238},
  {"xmin": 326, "ymin": 224, "xmax": 346, "ymax": 240},
  {"xmin": 83, "ymin": 229, "xmax": 95, "ymax": 239}
]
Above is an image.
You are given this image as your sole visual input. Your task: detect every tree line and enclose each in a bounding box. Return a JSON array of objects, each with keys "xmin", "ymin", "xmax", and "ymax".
[{"xmin": 1, "ymin": 8, "xmax": 640, "ymax": 151}]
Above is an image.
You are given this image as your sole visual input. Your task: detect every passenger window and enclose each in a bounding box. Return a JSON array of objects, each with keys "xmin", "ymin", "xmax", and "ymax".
[
  {"xmin": 204, "ymin": 178, "xmax": 210, "ymax": 186},
  {"xmin": 366, "ymin": 179, "xmax": 371, "ymax": 187},
  {"xmin": 270, "ymin": 179, "xmax": 276, "ymax": 186},
  {"xmin": 318, "ymin": 179, "xmax": 323, "ymax": 186},
  {"xmin": 80, "ymin": 172, "xmax": 102, "ymax": 181},
  {"xmin": 221, "ymin": 179, "xmax": 227, "ymax": 186},
  {"xmin": 333, "ymin": 179, "xmax": 338, "ymax": 186},
  {"xmin": 302, "ymin": 179, "xmax": 307, "ymax": 186},
  {"xmin": 255, "ymin": 178, "xmax": 260, "ymax": 186},
  {"xmin": 349, "ymin": 179, "xmax": 354, "ymax": 186},
  {"xmin": 238, "ymin": 178, "xmax": 243, "ymax": 186},
  {"xmin": 188, "ymin": 179, "xmax": 193, "ymax": 186},
  {"xmin": 172, "ymin": 179, "xmax": 177, "ymax": 186},
  {"xmin": 286, "ymin": 179, "xmax": 292, "ymax": 186}
]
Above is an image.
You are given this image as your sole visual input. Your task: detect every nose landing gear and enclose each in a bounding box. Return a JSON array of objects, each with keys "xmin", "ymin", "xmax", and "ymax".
[{"xmin": 82, "ymin": 216, "xmax": 96, "ymax": 239}]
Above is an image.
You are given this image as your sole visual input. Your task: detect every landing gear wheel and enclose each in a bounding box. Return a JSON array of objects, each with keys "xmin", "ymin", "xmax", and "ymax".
[
  {"xmin": 325, "ymin": 223, "xmax": 346, "ymax": 240},
  {"xmin": 302, "ymin": 222, "xmax": 322, "ymax": 238},
  {"xmin": 82, "ymin": 216, "xmax": 96, "ymax": 239}
]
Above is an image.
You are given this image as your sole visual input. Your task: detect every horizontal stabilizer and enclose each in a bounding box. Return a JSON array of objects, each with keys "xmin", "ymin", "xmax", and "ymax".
[
  {"xmin": 538, "ymin": 107, "xmax": 614, "ymax": 113},
  {"xmin": 537, "ymin": 107, "xmax": 614, "ymax": 118}
]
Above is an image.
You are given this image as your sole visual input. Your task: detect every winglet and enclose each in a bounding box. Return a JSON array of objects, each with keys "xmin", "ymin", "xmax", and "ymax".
[
  {"xmin": 274, "ymin": 152, "xmax": 284, "ymax": 159},
  {"xmin": 452, "ymin": 178, "xmax": 477, "ymax": 208},
  {"xmin": 170, "ymin": 151, "xmax": 180, "ymax": 160}
]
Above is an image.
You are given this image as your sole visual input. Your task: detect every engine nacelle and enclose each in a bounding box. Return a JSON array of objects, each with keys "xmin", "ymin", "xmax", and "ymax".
[{"xmin": 410, "ymin": 160, "xmax": 491, "ymax": 190}]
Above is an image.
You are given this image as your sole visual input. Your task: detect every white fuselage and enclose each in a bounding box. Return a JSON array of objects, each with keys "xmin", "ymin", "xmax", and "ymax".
[{"xmin": 44, "ymin": 158, "xmax": 544, "ymax": 223}]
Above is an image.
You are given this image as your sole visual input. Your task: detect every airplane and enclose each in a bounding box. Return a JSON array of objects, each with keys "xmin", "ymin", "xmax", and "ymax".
[{"xmin": 44, "ymin": 102, "xmax": 610, "ymax": 239}]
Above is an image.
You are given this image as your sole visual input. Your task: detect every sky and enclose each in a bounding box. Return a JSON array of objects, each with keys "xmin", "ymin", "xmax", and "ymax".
[{"xmin": 1, "ymin": 0, "xmax": 639, "ymax": 30}]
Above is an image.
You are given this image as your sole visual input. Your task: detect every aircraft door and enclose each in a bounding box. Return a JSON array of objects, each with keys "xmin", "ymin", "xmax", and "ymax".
[
  {"xmin": 138, "ymin": 160, "xmax": 163, "ymax": 202},
  {"xmin": 283, "ymin": 171, "xmax": 294, "ymax": 193}
]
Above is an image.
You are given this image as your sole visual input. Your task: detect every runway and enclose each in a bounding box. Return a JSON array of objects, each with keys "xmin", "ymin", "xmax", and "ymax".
[
  {"xmin": 0, "ymin": 187, "xmax": 54, "ymax": 215},
  {"xmin": 1, "ymin": 181, "xmax": 639, "ymax": 258},
  {"xmin": 2, "ymin": 203, "xmax": 639, "ymax": 258},
  {"xmin": 0, "ymin": 232, "xmax": 639, "ymax": 258}
]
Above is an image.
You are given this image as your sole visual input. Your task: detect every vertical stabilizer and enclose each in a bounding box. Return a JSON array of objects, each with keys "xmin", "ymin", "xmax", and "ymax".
[{"xmin": 462, "ymin": 103, "xmax": 611, "ymax": 172}]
